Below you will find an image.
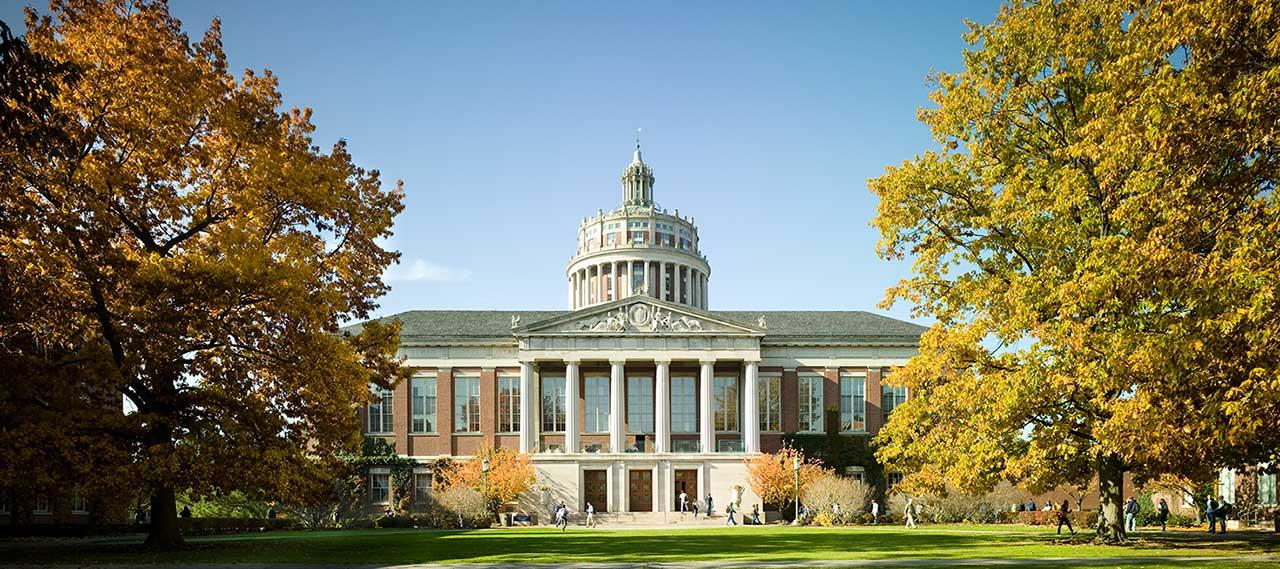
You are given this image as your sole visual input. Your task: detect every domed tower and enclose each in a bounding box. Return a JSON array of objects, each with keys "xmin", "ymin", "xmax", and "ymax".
[{"xmin": 567, "ymin": 143, "xmax": 711, "ymax": 310}]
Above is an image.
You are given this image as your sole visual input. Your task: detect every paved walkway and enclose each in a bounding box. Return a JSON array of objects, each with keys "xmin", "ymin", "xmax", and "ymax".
[{"xmin": 13, "ymin": 556, "xmax": 1280, "ymax": 569}]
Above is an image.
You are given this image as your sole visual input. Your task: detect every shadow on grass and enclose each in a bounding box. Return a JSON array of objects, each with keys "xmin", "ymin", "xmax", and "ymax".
[{"xmin": 1, "ymin": 526, "xmax": 1273, "ymax": 565}]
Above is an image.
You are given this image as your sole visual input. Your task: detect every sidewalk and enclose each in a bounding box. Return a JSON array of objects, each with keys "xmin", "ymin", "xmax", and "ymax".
[{"xmin": 13, "ymin": 555, "xmax": 1280, "ymax": 569}]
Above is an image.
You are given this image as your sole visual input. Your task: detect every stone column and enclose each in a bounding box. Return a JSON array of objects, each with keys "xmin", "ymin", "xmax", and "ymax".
[
  {"xmin": 701, "ymin": 274, "xmax": 708, "ymax": 308},
  {"xmin": 610, "ymin": 359, "xmax": 626, "ymax": 453},
  {"xmin": 519, "ymin": 361, "xmax": 535, "ymax": 453},
  {"xmin": 565, "ymin": 359, "xmax": 580, "ymax": 453},
  {"xmin": 744, "ymin": 360, "xmax": 760, "ymax": 453},
  {"xmin": 699, "ymin": 359, "xmax": 715, "ymax": 453},
  {"xmin": 690, "ymin": 269, "xmax": 698, "ymax": 308},
  {"xmin": 675, "ymin": 265, "xmax": 683, "ymax": 305},
  {"xmin": 655, "ymin": 359, "xmax": 671, "ymax": 453},
  {"xmin": 622, "ymin": 261, "xmax": 632, "ymax": 298}
]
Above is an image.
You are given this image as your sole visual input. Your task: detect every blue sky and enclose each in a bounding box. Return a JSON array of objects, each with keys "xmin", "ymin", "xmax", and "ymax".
[{"xmin": 4, "ymin": 0, "xmax": 1003, "ymax": 323}]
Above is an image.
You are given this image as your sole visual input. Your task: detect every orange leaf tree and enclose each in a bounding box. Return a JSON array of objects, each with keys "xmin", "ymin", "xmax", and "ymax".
[
  {"xmin": 743, "ymin": 445, "xmax": 830, "ymax": 514},
  {"xmin": 436, "ymin": 444, "xmax": 536, "ymax": 512}
]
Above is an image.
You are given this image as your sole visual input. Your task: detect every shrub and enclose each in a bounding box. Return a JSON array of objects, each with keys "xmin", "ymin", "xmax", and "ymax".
[
  {"xmin": 176, "ymin": 517, "xmax": 299, "ymax": 534},
  {"xmin": 374, "ymin": 514, "xmax": 415, "ymax": 528},
  {"xmin": 1014, "ymin": 510, "xmax": 1098, "ymax": 527},
  {"xmin": 745, "ymin": 445, "xmax": 831, "ymax": 520},
  {"xmin": 802, "ymin": 474, "xmax": 871, "ymax": 524},
  {"xmin": 436, "ymin": 487, "xmax": 491, "ymax": 528},
  {"xmin": 911, "ymin": 482, "xmax": 1030, "ymax": 524}
]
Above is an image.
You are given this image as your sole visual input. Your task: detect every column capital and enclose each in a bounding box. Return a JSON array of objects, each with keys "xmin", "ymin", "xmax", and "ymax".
[
  {"xmin": 699, "ymin": 358, "xmax": 716, "ymax": 366},
  {"xmin": 744, "ymin": 358, "xmax": 761, "ymax": 365},
  {"xmin": 563, "ymin": 358, "xmax": 581, "ymax": 366},
  {"xmin": 610, "ymin": 358, "xmax": 628, "ymax": 366},
  {"xmin": 653, "ymin": 357, "xmax": 672, "ymax": 365}
]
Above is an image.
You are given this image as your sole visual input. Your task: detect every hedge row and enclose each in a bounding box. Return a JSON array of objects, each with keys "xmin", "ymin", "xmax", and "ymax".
[{"xmin": 177, "ymin": 517, "xmax": 300, "ymax": 534}]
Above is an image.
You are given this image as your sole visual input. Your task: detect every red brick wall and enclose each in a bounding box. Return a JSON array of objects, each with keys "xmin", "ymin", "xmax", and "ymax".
[
  {"xmin": 437, "ymin": 368, "xmax": 454, "ymax": 454},
  {"xmin": 866, "ymin": 368, "xmax": 883, "ymax": 435},
  {"xmin": 480, "ymin": 369, "xmax": 496, "ymax": 447}
]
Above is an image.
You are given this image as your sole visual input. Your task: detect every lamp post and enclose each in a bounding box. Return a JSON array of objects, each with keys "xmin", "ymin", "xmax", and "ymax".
[
  {"xmin": 482, "ymin": 458, "xmax": 491, "ymax": 522},
  {"xmin": 792, "ymin": 455, "xmax": 801, "ymax": 525}
]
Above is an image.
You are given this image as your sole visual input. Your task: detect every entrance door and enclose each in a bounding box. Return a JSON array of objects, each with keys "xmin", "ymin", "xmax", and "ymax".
[
  {"xmin": 629, "ymin": 470, "xmax": 653, "ymax": 512},
  {"xmin": 583, "ymin": 470, "xmax": 608, "ymax": 513},
  {"xmin": 674, "ymin": 469, "xmax": 698, "ymax": 511}
]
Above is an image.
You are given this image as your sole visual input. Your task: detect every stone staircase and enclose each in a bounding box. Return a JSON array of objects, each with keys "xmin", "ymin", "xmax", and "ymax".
[{"xmin": 573, "ymin": 510, "xmax": 747, "ymax": 527}]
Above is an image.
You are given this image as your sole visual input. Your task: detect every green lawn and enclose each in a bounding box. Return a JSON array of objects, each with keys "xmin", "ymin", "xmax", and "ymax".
[{"xmin": 2, "ymin": 525, "xmax": 1277, "ymax": 566}]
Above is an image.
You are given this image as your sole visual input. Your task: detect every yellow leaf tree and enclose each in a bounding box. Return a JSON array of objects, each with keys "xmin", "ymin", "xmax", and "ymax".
[
  {"xmin": 868, "ymin": 0, "xmax": 1280, "ymax": 542},
  {"xmin": 435, "ymin": 444, "xmax": 536, "ymax": 514},
  {"xmin": 0, "ymin": 0, "xmax": 407, "ymax": 547}
]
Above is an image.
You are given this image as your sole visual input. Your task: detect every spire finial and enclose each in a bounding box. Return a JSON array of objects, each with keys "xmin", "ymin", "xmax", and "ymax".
[{"xmin": 631, "ymin": 129, "xmax": 644, "ymax": 164}]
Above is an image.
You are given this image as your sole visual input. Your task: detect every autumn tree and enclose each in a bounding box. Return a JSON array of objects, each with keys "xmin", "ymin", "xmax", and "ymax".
[
  {"xmin": 435, "ymin": 444, "xmax": 536, "ymax": 515},
  {"xmin": 0, "ymin": 0, "xmax": 406, "ymax": 546},
  {"xmin": 743, "ymin": 445, "xmax": 830, "ymax": 517},
  {"xmin": 869, "ymin": 0, "xmax": 1280, "ymax": 541}
]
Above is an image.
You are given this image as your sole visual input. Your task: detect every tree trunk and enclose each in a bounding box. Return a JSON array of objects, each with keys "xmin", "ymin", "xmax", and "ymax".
[
  {"xmin": 144, "ymin": 485, "xmax": 183, "ymax": 548},
  {"xmin": 1096, "ymin": 454, "xmax": 1126, "ymax": 542}
]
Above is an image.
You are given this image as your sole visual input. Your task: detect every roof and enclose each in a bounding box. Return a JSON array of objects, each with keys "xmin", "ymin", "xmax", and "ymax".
[{"xmin": 347, "ymin": 308, "xmax": 927, "ymax": 343}]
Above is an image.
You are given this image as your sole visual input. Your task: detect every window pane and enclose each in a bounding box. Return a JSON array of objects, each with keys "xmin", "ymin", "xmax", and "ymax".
[
  {"xmin": 541, "ymin": 375, "xmax": 566, "ymax": 432},
  {"xmin": 627, "ymin": 376, "xmax": 654, "ymax": 433},
  {"xmin": 799, "ymin": 376, "xmax": 824, "ymax": 432},
  {"xmin": 455, "ymin": 376, "xmax": 480, "ymax": 432},
  {"xmin": 368, "ymin": 385, "xmax": 394, "ymax": 433},
  {"xmin": 881, "ymin": 384, "xmax": 907, "ymax": 425},
  {"xmin": 498, "ymin": 377, "xmax": 521, "ymax": 432},
  {"xmin": 840, "ymin": 374, "xmax": 866, "ymax": 432},
  {"xmin": 412, "ymin": 377, "xmax": 436, "ymax": 433},
  {"xmin": 714, "ymin": 376, "xmax": 739, "ymax": 432},
  {"xmin": 371, "ymin": 474, "xmax": 390, "ymax": 503},
  {"xmin": 671, "ymin": 376, "xmax": 696, "ymax": 433},
  {"xmin": 585, "ymin": 376, "xmax": 610, "ymax": 433}
]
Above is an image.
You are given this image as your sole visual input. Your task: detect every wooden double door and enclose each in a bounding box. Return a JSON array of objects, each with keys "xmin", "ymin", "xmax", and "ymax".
[
  {"xmin": 673, "ymin": 469, "xmax": 698, "ymax": 511},
  {"xmin": 628, "ymin": 469, "xmax": 652, "ymax": 512},
  {"xmin": 583, "ymin": 470, "xmax": 608, "ymax": 513}
]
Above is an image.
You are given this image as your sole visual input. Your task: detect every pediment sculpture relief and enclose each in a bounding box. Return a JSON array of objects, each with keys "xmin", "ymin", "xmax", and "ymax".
[{"xmin": 572, "ymin": 302, "xmax": 704, "ymax": 333}]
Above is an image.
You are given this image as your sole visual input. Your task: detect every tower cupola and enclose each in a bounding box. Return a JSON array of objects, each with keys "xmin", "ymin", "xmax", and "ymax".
[{"xmin": 621, "ymin": 142, "xmax": 655, "ymax": 207}]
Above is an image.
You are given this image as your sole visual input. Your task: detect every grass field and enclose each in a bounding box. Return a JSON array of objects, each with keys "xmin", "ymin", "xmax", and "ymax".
[{"xmin": 2, "ymin": 524, "xmax": 1277, "ymax": 566}]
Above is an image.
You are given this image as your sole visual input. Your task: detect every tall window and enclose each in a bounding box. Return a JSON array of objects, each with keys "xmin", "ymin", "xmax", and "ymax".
[
  {"xmin": 671, "ymin": 376, "xmax": 697, "ymax": 433},
  {"xmin": 887, "ymin": 472, "xmax": 904, "ymax": 490},
  {"xmin": 631, "ymin": 262, "xmax": 645, "ymax": 292},
  {"xmin": 497, "ymin": 376, "xmax": 521, "ymax": 433},
  {"xmin": 713, "ymin": 376, "xmax": 739, "ymax": 432},
  {"xmin": 0, "ymin": 492, "xmax": 9, "ymax": 514},
  {"xmin": 1218, "ymin": 468, "xmax": 1236, "ymax": 504},
  {"xmin": 584, "ymin": 375, "xmax": 610, "ymax": 433},
  {"xmin": 411, "ymin": 376, "xmax": 437, "ymax": 433},
  {"xmin": 541, "ymin": 374, "xmax": 566, "ymax": 432},
  {"xmin": 627, "ymin": 376, "xmax": 654, "ymax": 433},
  {"xmin": 72, "ymin": 485, "xmax": 89, "ymax": 514},
  {"xmin": 840, "ymin": 372, "xmax": 866, "ymax": 432},
  {"xmin": 454, "ymin": 376, "xmax": 480, "ymax": 432},
  {"xmin": 34, "ymin": 494, "xmax": 49, "ymax": 514},
  {"xmin": 415, "ymin": 473, "xmax": 433, "ymax": 504},
  {"xmin": 798, "ymin": 375, "xmax": 824, "ymax": 432},
  {"xmin": 367, "ymin": 385, "xmax": 394, "ymax": 434},
  {"xmin": 881, "ymin": 384, "xmax": 908, "ymax": 424},
  {"xmin": 1259, "ymin": 469, "xmax": 1277, "ymax": 506},
  {"xmin": 605, "ymin": 269, "xmax": 614, "ymax": 301},
  {"xmin": 370, "ymin": 473, "xmax": 390, "ymax": 504},
  {"xmin": 759, "ymin": 375, "xmax": 781, "ymax": 432}
]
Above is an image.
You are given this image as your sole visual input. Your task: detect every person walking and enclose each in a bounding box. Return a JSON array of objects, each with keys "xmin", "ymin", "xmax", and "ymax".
[
  {"xmin": 750, "ymin": 504, "xmax": 761, "ymax": 525},
  {"xmin": 1156, "ymin": 498, "xmax": 1170, "ymax": 531},
  {"xmin": 870, "ymin": 499, "xmax": 880, "ymax": 525},
  {"xmin": 1206, "ymin": 495, "xmax": 1219, "ymax": 533},
  {"xmin": 1026, "ymin": 498, "xmax": 1036, "ymax": 512},
  {"xmin": 585, "ymin": 501, "xmax": 596, "ymax": 528},
  {"xmin": 1216, "ymin": 495, "xmax": 1230, "ymax": 533},
  {"xmin": 1056, "ymin": 500, "xmax": 1075, "ymax": 536},
  {"xmin": 679, "ymin": 490, "xmax": 688, "ymax": 513},
  {"xmin": 1124, "ymin": 497, "xmax": 1140, "ymax": 533},
  {"xmin": 691, "ymin": 501, "xmax": 700, "ymax": 518},
  {"xmin": 905, "ymin": 497, "xmax": 918, "ymax": 529},
  {"xmin": 705, "ymin": 493, "xmax": 714, "ymax": 517},
  {"xmin": 726, "ymin": 500, "xmax": 738, "ymax": 526},
  {"xmin": 555, "ymin": 501, "xmax": 569, "ymax": 531}
]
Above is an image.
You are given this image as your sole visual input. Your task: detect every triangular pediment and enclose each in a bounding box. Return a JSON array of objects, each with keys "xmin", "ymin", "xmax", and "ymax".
[{"xmin": 515, "ymin": 297, "xmax": 763, "ymax": 336}]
